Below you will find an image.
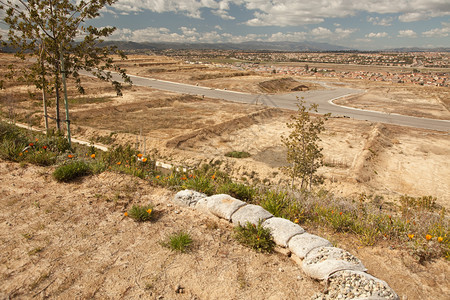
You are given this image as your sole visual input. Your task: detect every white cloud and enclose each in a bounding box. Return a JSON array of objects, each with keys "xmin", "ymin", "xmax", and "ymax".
[
  {"xmin": 367, "ymin": 16, "xmax": 393, "ymax": 26},
  {"xmin": 107, "ymin": 1, "xmax": 450, "ymax": 27},
  {"xmin": 398, "ymin": 29, "xmax": 417, "ymax": 37},
  {"xmin": 215, "ymin": 25, "xmax": 223, "ymax": 30},
  {"xmin": 311, "ymin": 27, "xmax": 333, "ymax": 38},
  {"xmin": 365, "ymin": 32, "xmax": 388, "ymax": 38},
  {"xmin": 422, "ymin": 23, "xmax": 450, "ymax": 37}
]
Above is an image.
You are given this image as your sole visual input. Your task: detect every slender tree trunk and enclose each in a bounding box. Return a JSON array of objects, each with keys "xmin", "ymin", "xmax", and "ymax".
[
  {"xmin": 40, "ymin": 45, "xmax": 49, "ymax": 133},
  {"xmin": 60, "ymin": 48, "xmax": 71, "ymax": 146}
]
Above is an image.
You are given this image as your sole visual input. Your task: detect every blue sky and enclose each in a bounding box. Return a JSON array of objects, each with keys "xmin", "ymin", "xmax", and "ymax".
[{"xmin": 2, "ymin": 0, "xmax": 450, "ymax": 50}]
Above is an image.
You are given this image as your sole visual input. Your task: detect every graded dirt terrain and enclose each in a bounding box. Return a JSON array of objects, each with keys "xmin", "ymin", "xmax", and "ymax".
[
  {"xmin": 1, "ymin": 53, "xmax": 449, "ymax": 208},
  {"xmin": 0, "ymin": 53, "xmax": 449, "ymax": 299},
  {"xmin": 1, "ymin": 160, "xmax": 449, "ymax": 300}
]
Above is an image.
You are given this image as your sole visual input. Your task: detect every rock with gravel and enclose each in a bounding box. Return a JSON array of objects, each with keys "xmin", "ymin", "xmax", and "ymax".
[
  {"xmin": 311, "ymin": 270, "xmax": 399, "ymax": 300},
  {"xmin": 195, "ymin": 194, "xmax": 247, "ymax": 221},
  {"xmin": 303, "ymin": 247, "xmax": 367, "ymax": 280},
  {"xmin": 288, "ymin": 233, "xmax": 332, "ymax": 259},
  {"xmin": 262, "ymin": 217, "xmax": 305, "ymax": 247},
  {"xmin": 231, "ymin": 204, "xmax": 273, "ymax": 226},
  {"xmin": 172, "ymin": 189, "xmax": 207, "ymax": 207}
]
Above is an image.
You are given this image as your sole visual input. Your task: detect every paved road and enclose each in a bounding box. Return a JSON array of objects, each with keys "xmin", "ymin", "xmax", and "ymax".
[{"xmin": 101, "ymin": 72, "xmax": 449, "ymax": 132}]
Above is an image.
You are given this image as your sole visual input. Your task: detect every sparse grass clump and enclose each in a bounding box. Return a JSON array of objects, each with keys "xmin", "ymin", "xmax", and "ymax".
[
  {"xmin": 234, "ymin": 220, "xmax": 275, "ymax": 253},
  {"xmin": 126, "ymin": 204, "xmax": 154, "ymax": 222},
  {"xmin": 161, "ymin": 231, "xmax": 193, "ymax": 253},
  {"xmin": 53, "ymin": 160, "xmax": 92, "ymax": 182}
]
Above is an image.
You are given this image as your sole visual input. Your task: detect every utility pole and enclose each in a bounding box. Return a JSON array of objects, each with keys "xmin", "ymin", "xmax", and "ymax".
[{"xmin": 39, "ymin": 44, "xmax": 49, "ymax": 133}]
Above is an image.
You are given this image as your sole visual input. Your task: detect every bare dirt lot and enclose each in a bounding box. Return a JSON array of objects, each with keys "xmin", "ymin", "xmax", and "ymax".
[
  {"xmin": 1, "ymin": 160, "xmax": 449, "ymax": 300},
  {"xmin": 1, "ymin": 53, "xmax": 449, "ymax": 299}
]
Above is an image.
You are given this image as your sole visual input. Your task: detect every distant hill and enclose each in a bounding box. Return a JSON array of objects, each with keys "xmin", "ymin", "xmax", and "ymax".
[
  {"xmin": 386, "ymin": 47, "xmax": 450, "ymax": 52},
  {"xmin": 98, "ymin": 41, "xmax": 352, "ymax": 52},
  {"xmin": 2, "ymin": 40, "xmax": 449, "ymax": 53}
]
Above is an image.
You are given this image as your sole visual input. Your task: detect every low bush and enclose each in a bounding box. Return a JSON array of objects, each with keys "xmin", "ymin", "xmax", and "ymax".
[
  {"xmin": 234, "ymin": 220, "xmax": 275, "ymax": 253},
  {"xmin": 217, "ymin": 182, "xmax": 257, "ymax": 202},
  {"xmin": 53, "ymin": 160, "xmax": 92, "ymax": 182}
]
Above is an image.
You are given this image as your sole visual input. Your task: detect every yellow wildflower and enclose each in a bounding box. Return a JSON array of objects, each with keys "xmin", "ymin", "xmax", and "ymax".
[
  {"xmin": 408, "ymin": 234, "xmax": 414, "ymax": 239},
  {"xmin": 437, "ymin": 236, "xmax": 443, "ymax": 243},
  {"xmin": 147, "ymin": 209, "xmax": 152, "ymax": 215},
  {"xmin": 294, "ymin": 218, "xmax": 299, "ymax": 224}
]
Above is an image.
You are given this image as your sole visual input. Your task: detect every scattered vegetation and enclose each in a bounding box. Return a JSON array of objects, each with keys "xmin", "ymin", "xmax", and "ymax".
[
  {"xmin": 161, "ymin": 231, "xmax": 193, "ymax": 253},
  {"xmin": 1, "ymin": 121, "xmax": 448, "ymax": 262},
  {"xmin": 234, "ymin": 220, "xmax": 275, "ymax": 253}
]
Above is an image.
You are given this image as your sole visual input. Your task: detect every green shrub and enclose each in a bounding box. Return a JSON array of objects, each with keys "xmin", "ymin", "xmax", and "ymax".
[
  {"xmin": 25, "ymin": 150, "xmax": 57, "ymax": 166},
  {"xmin": 182, "ymin": 175, "xmax": 215, "ymax": 195},
  {"xmin": 53, "ymin": 160, "xmax": 92, "ymax": 182},
  {"xmin": 234, "ymin": 220, "xmax": 275, "ymax": 253},
  {"xmin": 126, "ymin": 204, "xmax": 154, "ymax": 222},
  {"xmin": 161, "ymin": 231, "xmax": 193, "ymax": 253},
  {"xmin": 217, "ymin": 182, "xmax": 257, "ymax": 202},
  {"xmin": 0, "ymin": 139, "xmax": 27, "ymax": 162},
  {"xmin": 225, "ymin": 151, "xmax": 251, "ymax": 158},
  {"xmin": 260, "ymin": 190, "xmax": 290, "ymax": 217}
]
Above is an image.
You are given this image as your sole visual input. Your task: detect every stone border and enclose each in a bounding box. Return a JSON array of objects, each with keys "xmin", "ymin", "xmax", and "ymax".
[{"xmin": 173, "ymin": 190, "xmax": 399, "ymax": 300}]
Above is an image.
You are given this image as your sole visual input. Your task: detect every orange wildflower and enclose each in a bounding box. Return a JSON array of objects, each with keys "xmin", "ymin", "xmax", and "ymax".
[
  {"xmin": 29, "ymin": 143, "xmax": 34, "ymax": 147},
  {"xmin": 68, "ymin": 154, "xmax": 74, "ymax": 158},
  {"xmin": 294, "ymin": 218, "xmax": 299, "ymax": 224},
  {"xmin": 156, "ymin": 175, "xmax": 160, "ymax": 179},
  {"xmin": 181, "ymin": 176, "xmax": 187, "ymax": 181},
  {"xmin": 211, "ymin": 173, "xmax": 216, "ymax": 180},
  {"xmin": 137, "ymin": 153, "xmax": 143, "ymax": 158},
  {"xmin": 90, "ymin": 154, "xmax": 95, "ymax": 159},
  {"xmin": 408, "ymin": 234, "xmax": 414, "ymax": 239},
  {"xmin": 43, "ymin": 145, "xmax": 47, "ymax": 150},
  {"xmin": 19, "ymin": 152, "xmax": 23, "ymax": 156},
  {"xmin": 339, "ymin": 212, "xmax": 343, "ymax": 215},
  {"xmin": 142, "ymin": 158, "xmax": 147, "ymax": 162},
  {"xmin": 35, "ymin": 138, "xmax": 39, "ymax": 142},
  {"xmin": 147, "ymin": 209, "xmax": 152, "ymax": 215},
  {"xmin": 124, "ymin": 212, "xmax": 128, "ymax": 217},
  {"xmin": 437, "ymin": 237, "xmax": 443, "ymax": 243},
  {"xmin": 426, "ymin": 234, "xmax": 432, "ymax": 241},
  {"xmin": 117, "ymin": 161, "xmax": 121, "ymax": 165}
]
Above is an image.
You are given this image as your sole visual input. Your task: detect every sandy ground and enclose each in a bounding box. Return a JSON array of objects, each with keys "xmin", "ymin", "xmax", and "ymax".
[
  {"xmin": 1, "ymin": 160, "xmax": 449, "ymax": 300},
  {"xmin": 0, "ymin": 160, "xmax": 321, "ymax": 299}
]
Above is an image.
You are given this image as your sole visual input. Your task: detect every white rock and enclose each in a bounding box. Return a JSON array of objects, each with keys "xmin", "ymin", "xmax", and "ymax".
[{"xmin": 195, "ymin": 194, "xmax": 246, "ymax": 221}]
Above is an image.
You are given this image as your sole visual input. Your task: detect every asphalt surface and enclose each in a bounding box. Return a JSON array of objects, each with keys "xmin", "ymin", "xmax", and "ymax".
[{"xmin": 96, "ymin": 71, "xmax": 450, "ymax": 132}]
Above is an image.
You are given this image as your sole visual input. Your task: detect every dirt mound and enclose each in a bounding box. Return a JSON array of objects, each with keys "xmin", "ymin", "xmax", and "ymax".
[
  {"xmin": 349, "ymin": 123, "xmax": 392, "ymax": 183},
  {"xmin": 166, "ymin": 108, "xmax": 283, "ymax": 149},
  {"xmin": 258, "ymin": 77, "xmax": 309, "ymax": 93}
]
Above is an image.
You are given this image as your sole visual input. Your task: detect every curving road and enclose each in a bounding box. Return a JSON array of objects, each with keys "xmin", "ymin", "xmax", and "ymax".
[{"xmin": 103, "ymin": 72, "xmax": 449, "ymax": 132}]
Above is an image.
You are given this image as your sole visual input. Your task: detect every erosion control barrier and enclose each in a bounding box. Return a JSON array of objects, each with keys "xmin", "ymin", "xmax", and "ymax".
[{"xmin": 172, "ymin": 189, "xmax": 399, "ymax": 300}]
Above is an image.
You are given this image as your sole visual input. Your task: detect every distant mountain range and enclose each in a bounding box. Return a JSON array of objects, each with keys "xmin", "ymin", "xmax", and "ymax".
[
  {"xmin": 1, "ymin": 40, "xmax": 449, "ymax": 53},
  {"xmin": 99, "ymin": 41, "xmax": 351, "ymax": 52}
]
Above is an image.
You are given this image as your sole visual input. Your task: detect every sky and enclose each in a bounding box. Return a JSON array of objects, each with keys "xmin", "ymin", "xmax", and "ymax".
[{"xmin": 1, "ymin": 0, "xmax": 450, "ymax": 50}]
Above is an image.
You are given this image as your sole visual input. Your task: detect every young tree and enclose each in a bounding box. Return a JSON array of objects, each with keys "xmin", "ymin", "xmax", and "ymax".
[
  {"xmin": 281, "ymin": 98, "xmax": 329, "ymax": 191},
  {"xmin": 0, "ymin": 0, "xmax": 131, "ymax": 137}
]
